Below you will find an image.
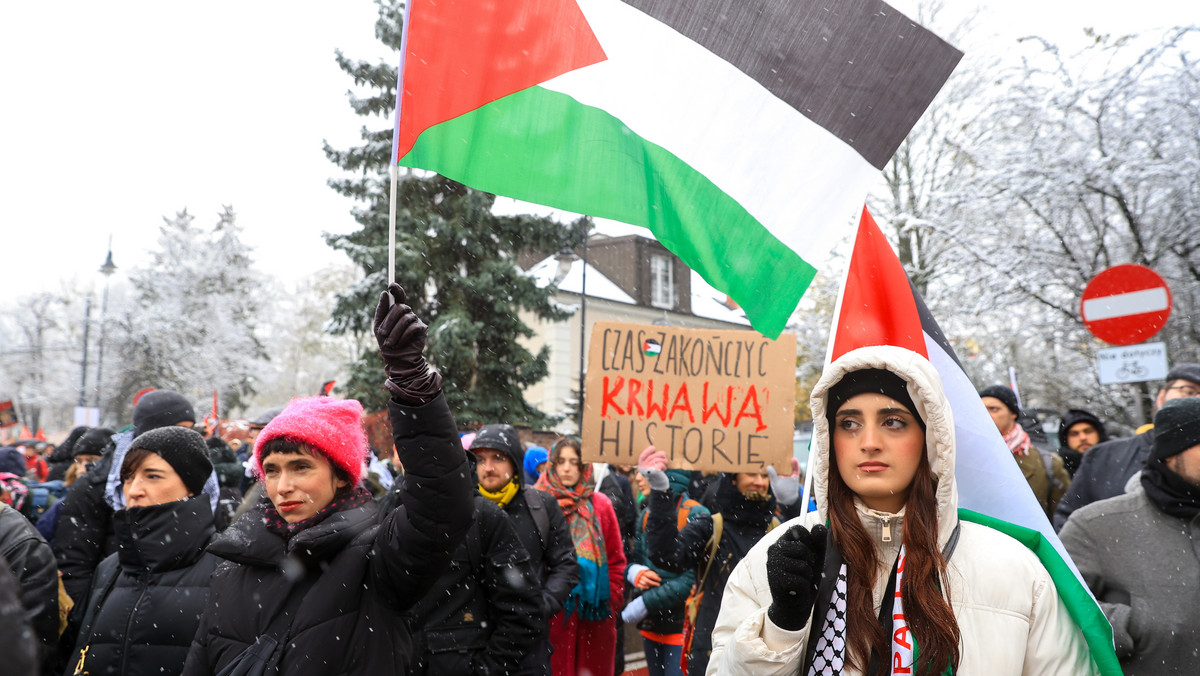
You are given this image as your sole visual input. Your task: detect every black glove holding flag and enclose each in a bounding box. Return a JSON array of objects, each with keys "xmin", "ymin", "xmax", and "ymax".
[
  {"xmin": 374, "ymin": 283, "xmax": 442, "ymax": 405},
  {"xmin": 766, "ymin": 524, "xmax": 828, "ymax": 631}
]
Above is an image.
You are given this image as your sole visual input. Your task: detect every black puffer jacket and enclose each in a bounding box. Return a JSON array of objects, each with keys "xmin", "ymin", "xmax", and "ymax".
[
  {"xmin": 1053, "ymin": 430, "xmax": 1153, "ymax": 531},
  {"xmin": 182, "ymin": 393, "xmax": 473, "ymax": 675},
  {"xmin": 487, "ymin": 440, "xmax": 579, "ymax": 622},
  {"xmin": 66, "ymin": 496, "xmax": 218, "ymax": 676},
  {"xmin": 53, "ymin": 432, "xmax": 121, "ymax": 607},
  {"xmin": 388, "ymin": 494, "xmax": 541, "ymax": 676},
  {"xmin": 647, "ymin": 473, "xmax": 777, "ymax": 676},
  {"xmin": 0, "ymin": 504, "xmax": 58, "ymax": 674}
]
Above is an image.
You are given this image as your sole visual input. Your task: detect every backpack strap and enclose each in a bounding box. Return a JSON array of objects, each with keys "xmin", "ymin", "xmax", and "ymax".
[
  {"xmin": 695, "ymin": 512, "xmax": 723, "ymax": 592},
  {"xmin": 525, "ymin": 490, "xmax": 550, "ymax": 545}
]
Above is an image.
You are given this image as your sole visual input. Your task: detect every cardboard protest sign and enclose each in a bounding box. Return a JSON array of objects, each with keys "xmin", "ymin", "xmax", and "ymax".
[{"xmin": 581, "ymin": 322, "xmax": 796, "ymax": 472}]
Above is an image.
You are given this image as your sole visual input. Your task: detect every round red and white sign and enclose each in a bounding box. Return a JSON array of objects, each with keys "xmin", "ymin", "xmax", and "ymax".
[{"xmin": 1080, "ymin": 264, "xmax": 1171, "ymax": 346}]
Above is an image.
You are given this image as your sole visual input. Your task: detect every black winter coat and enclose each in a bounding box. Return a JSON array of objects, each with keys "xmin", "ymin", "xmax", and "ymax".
[
  {"xmin": 0, "ymin": 504, "xmax": 58, "ymax": 674},
  {"xmin": 53, "ymin": 441, "xmax": 119, "ymax": 607},
  {"xmin": 182, "ymin": 393, "xmax": 473, "ymax": 675},
  {"xmin": 486, "ymin": 440, "xmax": 579, "ymax": 622},
  {"xmin": 1053, "ymin": 430, "xmax": 1153, "ymax": 531},
  {"xmin": 647, "ymin": 474, "xmax": 778, "ymax": 676},
  {"xmin": 392, "ymin": 495, "xmax": 541, "ymax": 676},
  {"xmin": 67, "ymin": 497, "xmax": 218, "ymax": 676},
  {"xmin": 0, "ymin": 552, "xmax": 39, "ymax": 676}
]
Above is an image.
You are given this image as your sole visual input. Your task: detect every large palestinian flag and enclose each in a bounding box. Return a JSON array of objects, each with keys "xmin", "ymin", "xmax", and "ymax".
[
  {"xmin": 393, "ymin": 0, "xmax": 961, "ymax": 338},
  {"xmin": 827, "ymin": 207, "xmax": 1122, "ymax": 674}
]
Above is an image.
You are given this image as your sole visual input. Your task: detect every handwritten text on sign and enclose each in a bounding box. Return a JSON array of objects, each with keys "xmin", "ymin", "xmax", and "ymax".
[{"xmin": 581, "ymin": 322, "xmax": 796, "ymax": 472}]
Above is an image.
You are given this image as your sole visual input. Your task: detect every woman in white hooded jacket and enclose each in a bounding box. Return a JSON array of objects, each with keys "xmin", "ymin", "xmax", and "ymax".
[{"xmin": 708, "ymin": 346, "xmax": 1099, "ymax": 675}]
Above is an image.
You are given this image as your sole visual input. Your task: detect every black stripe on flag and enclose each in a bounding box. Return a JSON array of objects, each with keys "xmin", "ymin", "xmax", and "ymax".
[
  {"xmin": 622, "ymin": 0, "xmax": 963, "ymax": 170},
  {"xmin": 910, "ymin": 279, "xmax": 964, "ymax": 372}
]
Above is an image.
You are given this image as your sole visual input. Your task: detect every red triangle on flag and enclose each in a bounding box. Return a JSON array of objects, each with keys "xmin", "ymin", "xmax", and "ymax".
[
  {"xmin": 830, "ymin": 207, "xmax": 928, "ymax": 361},
  {"xmin": 396, "ymin": 0, "xmax": 607, "ymax": 161}
]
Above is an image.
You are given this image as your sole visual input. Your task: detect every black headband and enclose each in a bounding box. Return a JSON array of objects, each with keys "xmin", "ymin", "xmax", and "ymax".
[{"xmin": 826, "ymin": 368, "xmax": 925, "ymax": 430}]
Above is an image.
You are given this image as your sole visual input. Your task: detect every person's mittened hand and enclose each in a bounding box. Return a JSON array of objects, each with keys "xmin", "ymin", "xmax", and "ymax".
[
  {"xmin": 767, "ymin": 465, "xmax": 801, "ymax": 507},
  {"xmin": 766, "ymin": 524, "xmax": 828, "ymax": 631},
  {"xmin": 373, "ymin": 283, "xmax": 442, "ymax": 404},
  {"xmin": 621, "ymin": 596, "xmax": 649, "ymax": 624},
  {"xmin": 637, "ymin": 446, "xmax": 670, "ymax": 492}
]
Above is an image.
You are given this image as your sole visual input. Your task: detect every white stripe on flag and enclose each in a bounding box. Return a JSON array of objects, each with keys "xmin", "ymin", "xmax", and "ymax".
[
  {"xmin": 1082, "ymin": 288, "xmax": 1169, "ymax": 321},
  {"xmin": 546, "ymin": 0, "xmax": 879, "ymax": 261},
  {"xmin": 923, "ymin": 331, "xmax": 1091, "ymax": 591}
]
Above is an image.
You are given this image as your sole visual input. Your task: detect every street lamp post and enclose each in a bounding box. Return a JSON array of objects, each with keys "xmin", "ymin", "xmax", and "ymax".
[
  {"xmin": 93, "ymin": 242, "xmax": 117, "ymax": 422},
  {"xmin": 77, "ymin": 296, "xmax": 92, "ymax": 408}
]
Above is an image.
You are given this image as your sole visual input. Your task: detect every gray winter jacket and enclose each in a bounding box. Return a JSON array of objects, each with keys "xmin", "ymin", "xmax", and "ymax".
[{"xmin": 1059, "ymin": 485, "xmax": 1200, "ymax": 675}]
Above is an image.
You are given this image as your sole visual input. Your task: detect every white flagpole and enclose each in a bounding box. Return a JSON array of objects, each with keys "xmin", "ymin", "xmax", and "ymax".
[{"xmin": 388, "ymin": 163, "xmax": 398, "ymax": 287}]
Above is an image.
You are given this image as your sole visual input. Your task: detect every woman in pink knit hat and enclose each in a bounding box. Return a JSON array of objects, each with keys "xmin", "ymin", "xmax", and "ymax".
[{"xmin": 182, "ymin": 284, "xmax": 474, "ymax": 675}]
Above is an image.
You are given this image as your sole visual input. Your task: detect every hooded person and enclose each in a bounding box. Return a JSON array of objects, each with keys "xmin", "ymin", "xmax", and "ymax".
[
  {"xmin": 1058, "ymin": 397, "xmax": 1200, "ymax": 675},
  {"xmin": 470, "ymin": 424, "xmax": 579, "ymax": 676},
  {"xmin": 1057, "ymin": 409, "xmax": 1109, "ymax": 477},
  {"xmin": 622, "ymin": 457, "xmax": 708, "ymax": 676},
  {"xmin": 639, "ymin": 455, "xmax": 784, "ymax": 676},
  {"xmin": 708, "ymin": 346, "xmax": 1097, "ymax": 675},
  {"xmin": 65, "ymin": 426, "xmax": 219, "ymax": 676},
  {"xmin": 523, "ymin": 445, "xmax": 549, "ymax": 484},
  {"xmin": 181, "ymin": 283, "xmax": 473, "ymax": 675},
  {"xmin": 45, "ymin": 426, "xmax": 88, "ymax": 482},
  {"xmin": 53, "ymin": 390, "xmax": 205, "ymax": 609}
]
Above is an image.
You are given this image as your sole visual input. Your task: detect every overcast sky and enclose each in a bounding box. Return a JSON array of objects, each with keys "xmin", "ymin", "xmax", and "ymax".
[{"xmin": 1, "ymin": 1, "xmax": 1189, "ymax": 299}]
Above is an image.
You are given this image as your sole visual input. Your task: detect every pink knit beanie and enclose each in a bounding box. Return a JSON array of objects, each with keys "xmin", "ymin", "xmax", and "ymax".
[{"xmin": 253, "ymin": 397, "xmax": 367, "ymax": 485}]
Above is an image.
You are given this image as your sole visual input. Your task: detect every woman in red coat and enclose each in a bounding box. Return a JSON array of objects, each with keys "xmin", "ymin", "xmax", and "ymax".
[{"xmin": 536, "ymin": 437, "xmax": 627, "ymax": 676}]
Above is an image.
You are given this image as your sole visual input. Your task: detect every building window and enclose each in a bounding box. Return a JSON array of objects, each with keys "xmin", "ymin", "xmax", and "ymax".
[{"xmin": 650, "ymin": 254, "xmax": 675, "ymax": 309}]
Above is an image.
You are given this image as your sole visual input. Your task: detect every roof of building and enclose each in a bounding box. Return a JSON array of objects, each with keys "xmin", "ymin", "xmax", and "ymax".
[{"xmin": 526, "ymin": 255, "xmax": 636, "ymax": 304}]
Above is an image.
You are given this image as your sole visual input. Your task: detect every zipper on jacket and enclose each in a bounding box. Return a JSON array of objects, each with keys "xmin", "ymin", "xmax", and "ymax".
[
  {"xmin": 880, "ymin": 515, "xmax": 892, "ymax": 542},
  {"xmin": 120, "ymin": 578, "xmax": 152, "ymax": 676}
]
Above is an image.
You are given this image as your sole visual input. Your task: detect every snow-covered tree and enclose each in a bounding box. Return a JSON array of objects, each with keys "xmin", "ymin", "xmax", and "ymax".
[{"xmin": 108, "ymin": 207, "xmax": 267, "ymax": 422}]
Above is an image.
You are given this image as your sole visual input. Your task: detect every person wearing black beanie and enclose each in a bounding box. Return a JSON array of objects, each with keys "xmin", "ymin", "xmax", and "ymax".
[
  {"xmin": 1056, "ymin": 409, "xmax": 1109, "ymax": 477},
  {"xmin": 65, "ymin": 426, "xmax": 220, "ymax": 676},
  {"xmin": 132, "ymin": 390, "xmax": 196, "ymax": 437},
  {"xmin": 1059, "ymin": 396, "xmax": 1200, "ymax": 674}
]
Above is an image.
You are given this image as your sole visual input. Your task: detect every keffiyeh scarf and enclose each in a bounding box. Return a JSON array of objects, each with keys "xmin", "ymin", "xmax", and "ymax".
[{"xmin": 535, "ymin": 464, "xmax": 610, "ymax": 620}]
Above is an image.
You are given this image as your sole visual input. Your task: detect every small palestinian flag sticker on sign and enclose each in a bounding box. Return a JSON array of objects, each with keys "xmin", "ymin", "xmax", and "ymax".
[{"xmin": 643, "ymin": 339, "xmax": 662, "ymax": 357}]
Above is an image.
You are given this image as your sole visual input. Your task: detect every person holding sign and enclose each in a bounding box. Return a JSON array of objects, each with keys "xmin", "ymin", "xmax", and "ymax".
[
  {"xmin": 639, "ymin": 450, "xmax": 799, "ymax": 676},
  {"xmin": 534, "ymin": 437, "xmax": 627, "ymax": 676},
  {"xmin": 708, "ymin": 346, "xmax": 1096, "ymax": 675}
]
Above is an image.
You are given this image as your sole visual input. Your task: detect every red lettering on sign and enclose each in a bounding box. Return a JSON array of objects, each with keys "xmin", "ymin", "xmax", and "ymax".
[
  {"xmin": 734, "ymin": 386, "xmax": 767, "ymax": 432},
  {"xmin": 670, "ymin": 383, "xmax": 695, "ymax": 423},
  {"xmin": 702, "ymin": 383, "xmax": 732, "ymax": 426},
  {"xmin": 601, "ymin": 377, "xmax": 625, "ymax": 417},
  {"xmin": 646, "ymin": 380, "xmax": 670, "ymax": 421},
  {"xmin": 626, "ymin": 379, "xmax": 645, "ymax": 417}
]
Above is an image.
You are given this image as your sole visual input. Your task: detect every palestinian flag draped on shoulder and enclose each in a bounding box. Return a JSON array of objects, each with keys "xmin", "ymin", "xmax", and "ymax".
[
  {"xmin": 829, "ymin": 207, "xmax": 1123, "ymax": 675},
  {"xmin": 393, "ymin": 0, "xmax": 961, "ymax": 338}
]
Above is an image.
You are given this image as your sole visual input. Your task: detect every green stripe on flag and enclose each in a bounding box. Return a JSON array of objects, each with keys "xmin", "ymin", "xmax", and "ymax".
[
  {"xmin": 958, "ymin": 509, "xmax": 1122, "ymax": 675},
  {"xmin": 399, "ymin": 85, "xmax": 815, "ymax": 339}
]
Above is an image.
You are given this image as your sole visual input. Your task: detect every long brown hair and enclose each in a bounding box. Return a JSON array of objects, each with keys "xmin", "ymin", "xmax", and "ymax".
[{"xmin": 827, "ymin": 451, "xmax": 960, "ymax": 675}]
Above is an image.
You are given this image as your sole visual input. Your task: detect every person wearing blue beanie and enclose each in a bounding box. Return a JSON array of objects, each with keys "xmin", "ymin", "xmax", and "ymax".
[{"xmin": 523, "ymin": 446, "xmax": 549, "ymax": 484}]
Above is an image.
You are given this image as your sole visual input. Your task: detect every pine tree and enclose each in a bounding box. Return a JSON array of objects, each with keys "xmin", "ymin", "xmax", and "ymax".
[{"xmin": 323, "ymin": 1, "xmax": 580, "ymax": 426}]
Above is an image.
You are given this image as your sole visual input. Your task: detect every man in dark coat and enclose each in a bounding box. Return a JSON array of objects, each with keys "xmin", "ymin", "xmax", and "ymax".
[
  {"xmin": 1059, "ymin": 397, "xmax": 1200, "ymax": 674},
  {"xmin": 1057, "ymin": 408, "xmax": 1109, "ymax": 477},
  {"xmin": 0, "ymin": 501, "xmax": 59, "ymax": 674},
  {"xmin": 381, "ymin": 463, "xmax": 542, "ymax": 676},
  {"xmin": 470, "ymin": 425, "xmax": 579, "ymax": 676},
  {"xmin": 182, "ymin": 284, "xmax": 473, "ymax": 675},
  {"xmin": 1054, "ymin": 363, "xmax": 1200, "ymax": 530},
  {"xmin": 52, "ymin": 390, "xmax": 198, "ymax": 608},
  {"xmin": 44, "ymin": 427, "xmax": 88, "ymax": 482}
]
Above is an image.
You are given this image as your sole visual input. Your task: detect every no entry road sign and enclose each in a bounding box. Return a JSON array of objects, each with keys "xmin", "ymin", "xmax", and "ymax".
[{"xmin": 1081, "ymin": 264, "xmax": 1171, "ymax": 346}]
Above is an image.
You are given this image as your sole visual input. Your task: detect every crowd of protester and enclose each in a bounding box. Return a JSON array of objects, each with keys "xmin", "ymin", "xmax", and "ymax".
[{"xmin": 1, "ymin": 287, "xmax": 1197, "ymax": 675}]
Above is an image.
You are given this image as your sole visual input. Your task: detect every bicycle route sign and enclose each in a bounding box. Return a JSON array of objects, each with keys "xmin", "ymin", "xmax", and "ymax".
[
  {"xmin": 1096, "ymin": 342, "xmax": 1168, "ymax": 385},
  {"xmin": 1080, "ymin": 264, "xmax": 1171, "ymax": 346}
]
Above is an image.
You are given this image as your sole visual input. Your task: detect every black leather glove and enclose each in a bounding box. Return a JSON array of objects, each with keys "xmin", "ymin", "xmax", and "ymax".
[
  {"xmin": 373, "ymin": 283, "xmax": 442, "ymax": 404},
  {"xmin": 766, "ymin": 524, "xmax": 828, "ymax": 631}
]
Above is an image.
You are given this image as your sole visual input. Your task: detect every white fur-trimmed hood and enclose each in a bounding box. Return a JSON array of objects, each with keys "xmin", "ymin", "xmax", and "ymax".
[{"xmin": 809, "ymin": 345, "xmax": 959, "ymax": 550}]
